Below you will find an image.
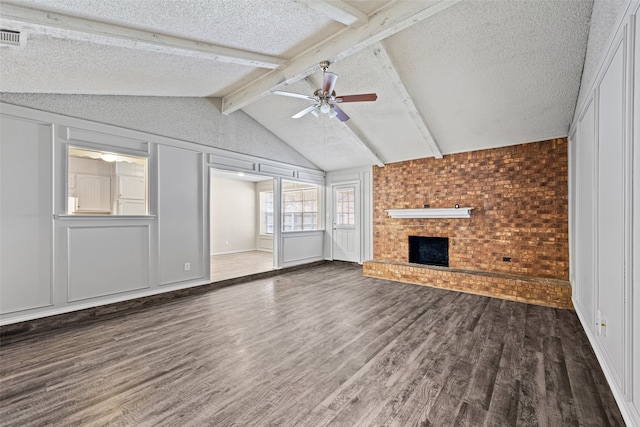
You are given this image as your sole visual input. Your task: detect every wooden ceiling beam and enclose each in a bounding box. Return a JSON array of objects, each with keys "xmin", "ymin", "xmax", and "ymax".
[
  {"xmin": 307, "ymin": 0, "xmax": 369, "ymax": 28},
  {"xmin": 0, "ymin": 3, "xmax": 285, "ymax": 69},
  {"xmin": 222, "ymin": 0, "xmax": 462, "ymax": 114},
  {"xmin": 372, "ymin": 42, "xmax": 443, "ymax": 159}
]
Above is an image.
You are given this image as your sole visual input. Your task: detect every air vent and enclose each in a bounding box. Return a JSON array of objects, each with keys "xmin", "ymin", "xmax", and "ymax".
[{"xmin": 0, "ymin": 30, "xmax": 21, "ymax": 47}]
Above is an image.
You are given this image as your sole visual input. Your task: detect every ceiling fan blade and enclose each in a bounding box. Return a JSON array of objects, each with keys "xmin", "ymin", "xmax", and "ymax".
[
  {"xmin": 292, "ymin": 104, "xmax": 319, "ymax": 119},
  {"xmin": 335, "ymin": 93, "xmax": 378, "ymax": 103},
  {"xmin": 273, "ymin": 90, "xmax": 316, "ymax": 101},
  {"xmin": 323, "ymin": 72, "xmax": 338, "ymax": 95},
  {"xmin": 333, "ymin": 105, "xmax": 350, "ymax": 122}
]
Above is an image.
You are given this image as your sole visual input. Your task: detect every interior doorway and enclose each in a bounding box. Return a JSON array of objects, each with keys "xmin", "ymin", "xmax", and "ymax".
[{"xmin": 209, "ymin": 169, "xmax": 275, "ymax": 281}]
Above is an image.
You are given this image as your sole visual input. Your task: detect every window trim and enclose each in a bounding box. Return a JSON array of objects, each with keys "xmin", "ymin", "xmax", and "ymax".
[
  {"xmin": 66, "ymin": 144, "xmax": 150, "ymax": 217},
  {"xmin": 281, "ymin": 181, "xmax": 323, "ymax": 233}
]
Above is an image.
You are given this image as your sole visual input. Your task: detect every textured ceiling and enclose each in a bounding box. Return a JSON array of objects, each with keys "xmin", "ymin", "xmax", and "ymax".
[
  {"xmin": 0, "ymin": 0, "xmax": 594, "ymax": 171},
  {"xmin": 385, "ymin": 0, "xmax": 593, "ymax": 154},
  {"xmin": 10, "ymin": 0, "xmax": 343, "ymax": 56},
  {"xmin": 0, "ymin": 33, "xmax": 259, "ymax": 96}
]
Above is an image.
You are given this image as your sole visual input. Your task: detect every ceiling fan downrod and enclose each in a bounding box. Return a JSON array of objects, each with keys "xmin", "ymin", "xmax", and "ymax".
[{"xmin": 319, "ymin": 60, "xmax": 330, "ymax": 72}]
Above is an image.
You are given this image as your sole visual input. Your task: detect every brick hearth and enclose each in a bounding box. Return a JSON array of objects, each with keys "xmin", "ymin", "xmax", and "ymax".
[{"xmin": 363, "ymin": 260, "xmax": 572, "ymax": 310}]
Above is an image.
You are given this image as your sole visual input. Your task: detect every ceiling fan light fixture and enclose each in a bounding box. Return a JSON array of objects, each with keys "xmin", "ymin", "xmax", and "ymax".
[{"xmin": 274, "ymin": 60, "xmax": 377, "ymax": 122}]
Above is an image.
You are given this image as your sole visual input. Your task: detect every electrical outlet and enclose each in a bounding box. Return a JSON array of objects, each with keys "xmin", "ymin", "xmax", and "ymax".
[
  {"xmin": 601, "ymin": 317, "xmax": 607, "ymax": 337},
  {"xmin": 184, "ymin": 262, "xmax": 191, "ymax": 271},
  {"xmin": 596, "ymin": 310, "xmax": 602, "ymax": 335}
]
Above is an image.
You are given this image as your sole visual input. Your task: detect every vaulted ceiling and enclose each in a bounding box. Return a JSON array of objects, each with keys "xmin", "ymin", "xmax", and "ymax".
[{"xmin": 0, "ymin": 0, "xmax": 593, "ymax": 171}]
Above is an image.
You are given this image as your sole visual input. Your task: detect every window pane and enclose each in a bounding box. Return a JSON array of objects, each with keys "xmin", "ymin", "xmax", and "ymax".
[
  {"xmin": 260, "ymin": 191, "xmax": 274, "ymax": 234},
  {"xmin": 282, "ymin": 182, "xmax": 321, "ymax": 231},
  {"xmin": 336, "ymin": 188, "xmax": 355, "ymax": 226},
  {"xmin": 266, "ymin": 213, "xmax": 273, "ymax": 233},
  {"xmin": 68, "ymin": 146, "xmax": 147, "ymax": 216}
]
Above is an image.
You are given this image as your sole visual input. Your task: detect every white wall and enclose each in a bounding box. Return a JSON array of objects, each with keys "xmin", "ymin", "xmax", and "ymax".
[
  {"xmin": 569, "ymin": 2, "xmax": 640, "ymax": 425},
  {"xmin": 210, "ymin": 176, "xmax": 257, "ymax": 254},
  {"xmin": 158, "ymin": 145, "xmax": 205, "ymax": 286},
  {"xmin": 0, "ymin": 115, "xmax": 53, "ymax": 314},
  {"xmin": 325, "ymin": 167, "xmax": 373, "ymax": 264},
  {"xmin": 0, "ymin": 102, "xmax": 323, "ymax": 325},
  {"xmin": 0, "ymin": 94, "xmax": 316, "ymax": 169}
]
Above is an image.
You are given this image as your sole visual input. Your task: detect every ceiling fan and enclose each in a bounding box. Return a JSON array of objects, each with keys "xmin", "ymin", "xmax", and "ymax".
[{"xmin": 273, "ymin": 60, "xmax": 377, "ymax": 122}]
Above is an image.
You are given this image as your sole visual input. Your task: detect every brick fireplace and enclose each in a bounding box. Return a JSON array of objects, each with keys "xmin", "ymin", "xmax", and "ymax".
[{"xmin": 363, "ymin": 138, "xmax": 572, "ymax": 309}]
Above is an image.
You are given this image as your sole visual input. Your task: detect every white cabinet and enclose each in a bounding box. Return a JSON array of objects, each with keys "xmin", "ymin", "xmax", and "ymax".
[
  {"xmin": 117, "ymin": 200, "xmax": 146, "ymax": 215},
  {"xmin": 116, "ymin": 161, "xmax": 144, "ymax": 177},
  {"xmin": 75, "ymin": 174, "xmax": 111, "ymax": 213},
  {"xmin": 118, "ymin": 176, "xmax": 145, "ymax": 200},
  {"xmin": 115, "ymin": 175, "xmax": 146, "ymax": 215},
  {"xmin": 115, "ymin": 161, "xmax": 146, "ymax": 215}
]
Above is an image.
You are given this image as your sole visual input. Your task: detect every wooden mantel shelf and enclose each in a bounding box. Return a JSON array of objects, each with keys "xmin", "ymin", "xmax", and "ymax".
[{"xmin": 386, "ymin": 208, "xmax": 473, "ymax": 219}]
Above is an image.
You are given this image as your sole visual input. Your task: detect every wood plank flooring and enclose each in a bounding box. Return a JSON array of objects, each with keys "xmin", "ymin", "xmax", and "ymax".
[
  {"xmin": 210, "ymin": 250, "xmax": 273, "ymax": 282},
  {"xmin": 0, "ymin": 262, "xmax": 625, "ymax": 426}
]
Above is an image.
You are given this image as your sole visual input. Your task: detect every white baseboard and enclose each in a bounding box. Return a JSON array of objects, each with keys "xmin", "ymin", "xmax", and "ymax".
[
  {"xmin": 573, "ymin": 297, "xmax": 639, "ymax": 427},
  {"xmin": 210, "ymin": 249, "xmax": 257, "ymax": 256}
]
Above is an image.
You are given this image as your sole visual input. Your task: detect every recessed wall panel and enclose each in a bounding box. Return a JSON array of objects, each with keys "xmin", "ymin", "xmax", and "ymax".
[
  {"xmin": 0, "ymin": 116, "xmax": 53, "ymax": 314},
  {"xmin": 282, "ymin": 232, "xmax": 323, "ymax": 264},
  {"xmin": 67, "ymin": 225, "xmax": 150, "ymax": 302},
  {"xmin": 633, "ymin": 12, "xmax": 640, "ymax": 418},
  {"xmin": 597, "ymin": 40, "xmax": 625, "ymax": 385},
  {"xmin": 576, "ymin": 100, "xmax": 596, "ymax": 327},
  {"xmin": 158, "ymin": 145, "xmax": 204, "ymax": 285}
]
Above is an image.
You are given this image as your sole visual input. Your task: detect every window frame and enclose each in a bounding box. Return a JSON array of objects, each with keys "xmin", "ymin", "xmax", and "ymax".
[
  {"xmin": 64, "ymin": 144, "xmax": 151, "ymax": 217},
  {"xmin": 281, "ymin": 181, "xmax": 323, "ymax": 232}
]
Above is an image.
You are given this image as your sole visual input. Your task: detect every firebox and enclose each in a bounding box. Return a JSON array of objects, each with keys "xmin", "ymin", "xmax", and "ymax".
[{"xmin": 408, "ymin": 236, "xmax": 449, "ymax": 267}]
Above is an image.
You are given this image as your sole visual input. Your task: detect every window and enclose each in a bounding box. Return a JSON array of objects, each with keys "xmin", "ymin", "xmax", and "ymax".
[
  {"xmin": 68, "ymin": 147, "xmax": 148, "ymax": 215},
  {"xmin": 282, "ymin": 181, "xmax": 321, "ymax": 231},
  {"xmin": 259, "ymin": 191, "xmax": 274, "ymax": 234},
  {"xmin": 335, "ymin": 187, "xmax": 355, "ymax": 226}
]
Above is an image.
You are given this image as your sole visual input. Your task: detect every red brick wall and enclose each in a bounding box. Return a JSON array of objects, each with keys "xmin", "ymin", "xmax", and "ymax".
[{"xmin": 373, "ymin": 138, "xmax": 568, "ymax": 280}]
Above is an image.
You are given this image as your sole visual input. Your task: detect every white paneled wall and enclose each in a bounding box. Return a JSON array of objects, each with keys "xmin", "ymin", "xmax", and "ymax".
[
  {"xmin": 67, "ymin": 225, "xmax": 150, "ymax": 301},
  {"xmin": 569, "ymin": 3, "xmax": 639, "ymax": 425},
  {"xmin": 158, "ymin": 145, "xmax": 205, "ymax": 286},
  {"xmin": 0, "ymin": 115, "xmax": 53, "ymax": 314},
  {"xmin": 597, "ymin": 35, "xmax": 627, "ymax": 386},
  {"xmin": 282, "ymin": 231, "xmax": 324, "ymax": 267},
  {"xmin": 0, "ymin": 103, "xmax": 324, "ymax": 325},
  {"xmin": 634, "ymin": 3, "xmax": 640, "ymax": 417},
  {"xmin": 575, "ymin": 98, "xmax": 596, "ymax": 327}
]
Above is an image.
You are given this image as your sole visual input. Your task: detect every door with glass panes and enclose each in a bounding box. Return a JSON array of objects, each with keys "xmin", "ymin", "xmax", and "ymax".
[{"xmin": 332, "ymin": 183, "xmax": 360, "ymax": 263}]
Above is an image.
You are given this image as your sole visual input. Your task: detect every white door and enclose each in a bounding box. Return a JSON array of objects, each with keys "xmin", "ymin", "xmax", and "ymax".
[{"xmin": 332, "ymin": 183, "xmax": 360, "ymax": 263}]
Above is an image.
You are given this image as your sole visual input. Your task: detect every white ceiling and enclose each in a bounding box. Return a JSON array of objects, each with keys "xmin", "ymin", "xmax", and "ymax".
[{"xmin": 0, "ymin": 0, "xmax": 593, "ymax": 171}]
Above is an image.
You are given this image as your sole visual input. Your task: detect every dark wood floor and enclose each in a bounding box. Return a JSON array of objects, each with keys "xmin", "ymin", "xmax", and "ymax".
[{"xmin": 0, "ymin": 263, "xmax": 624, "ymax": 426}]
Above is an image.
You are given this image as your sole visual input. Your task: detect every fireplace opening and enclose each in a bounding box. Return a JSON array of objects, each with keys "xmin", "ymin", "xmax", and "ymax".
[{"xmin": 408, "ymin": 236, "xmax": 449, "ymax": 267}]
